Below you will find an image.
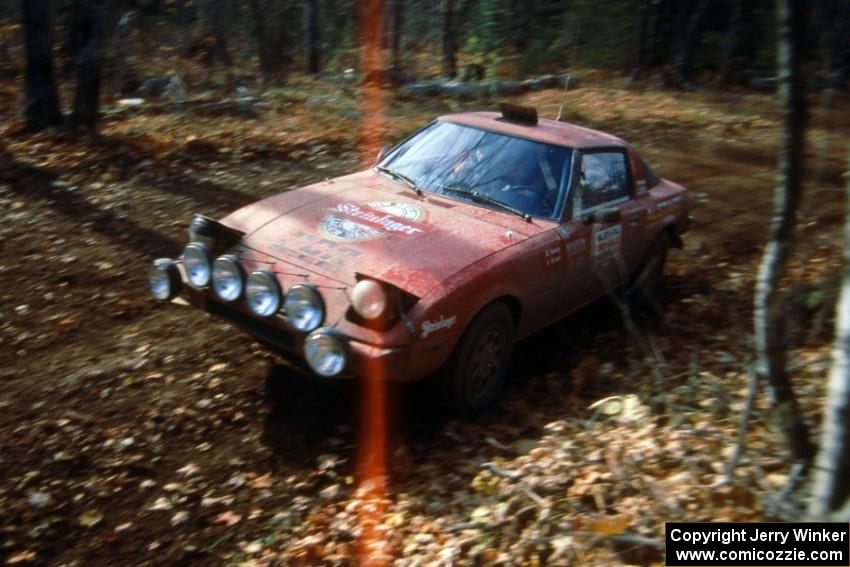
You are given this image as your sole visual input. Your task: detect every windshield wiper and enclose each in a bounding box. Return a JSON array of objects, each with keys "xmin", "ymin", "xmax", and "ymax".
[
  {"xmin": 440, "ymin": 184, "xmax": 532, "ymax": 223},
  {"xmin": 374, "ymin": 165, "xmax": 422, "ymax": 196}
]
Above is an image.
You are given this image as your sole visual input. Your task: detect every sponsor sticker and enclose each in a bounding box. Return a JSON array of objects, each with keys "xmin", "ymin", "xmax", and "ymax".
[
  {"xmin": 544, "ymin": 244, "xmax": 562, "ymax": 267},
  {"xmin": 319, "ymin": 201, "xmax": 427, "ymax": 242},
  {"xmin": 421, "ymin": 315, "xmax": 457, "ymax": 338},
  {"xmin": 592, "ymin": 224, "xmax": 621, "ymax": 263},
  {"xmin": 646, "ymin": 195, "xmax": 683, "ymax": 224}
]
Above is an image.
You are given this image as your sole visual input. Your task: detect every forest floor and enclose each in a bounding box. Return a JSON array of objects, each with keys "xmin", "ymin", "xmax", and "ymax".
[{"xmin": 0, "ymin": 71, "xmax": 848, "ymax": 566}]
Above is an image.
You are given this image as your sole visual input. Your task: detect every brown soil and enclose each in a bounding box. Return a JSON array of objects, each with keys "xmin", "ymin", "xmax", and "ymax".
[{"xmin": 0, "ymin": 75, "xmax": 847, "ymax": 566}]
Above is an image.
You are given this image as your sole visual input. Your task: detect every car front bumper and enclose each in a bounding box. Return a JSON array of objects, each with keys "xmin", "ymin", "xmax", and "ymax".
[{"xmin": 181, "ymin": 288, "xmax": 415, "ymax": 381}]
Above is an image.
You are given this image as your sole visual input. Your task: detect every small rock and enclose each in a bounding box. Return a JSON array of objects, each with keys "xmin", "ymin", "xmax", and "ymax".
[
  {"xmin": 149, "ymin": 496, "xmax": 173, "ymax": 511},
  {"xmin": 27, "ymin": 491, "xmax": 50, "ymax": 509},
  {"xmin": 79, "ymin": 509, "xmax": 103, "ymax": 527},
  {"xmin": 226, "ymin": 474, "xmax": 246, "ymax": 489},
  {"xmin": 171, "ymin": 511, "xmax": 190, "ymax": 526},
  {"xmin": 320, "ymin": 484, "xmax": 341, "ymax": 500}
]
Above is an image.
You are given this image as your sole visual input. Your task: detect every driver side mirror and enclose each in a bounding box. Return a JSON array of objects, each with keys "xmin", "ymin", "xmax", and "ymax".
[{"xmin": 583, "ymin": 207, "xmax": 621, "ymax": 225}]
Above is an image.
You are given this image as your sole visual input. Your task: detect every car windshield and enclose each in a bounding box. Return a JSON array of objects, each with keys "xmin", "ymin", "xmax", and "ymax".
[{"xmin": 377, "ymin": 121, "xmax": 573, "ymax": 220}]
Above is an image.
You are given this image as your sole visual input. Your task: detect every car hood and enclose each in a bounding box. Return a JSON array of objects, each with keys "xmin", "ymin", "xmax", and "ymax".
[{"xmin": 222, "ymin": 171, "xmax": 539, "ymax": 297}]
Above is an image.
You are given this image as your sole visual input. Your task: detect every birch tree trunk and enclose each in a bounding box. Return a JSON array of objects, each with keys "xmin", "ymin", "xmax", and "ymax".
[
  {"xmin": 808, "ymin": 150, "xmax": 850, "ymax": 518},
  {"xmin": 753, "ymin": 0, "xmax": 813, "ymax": 463}
]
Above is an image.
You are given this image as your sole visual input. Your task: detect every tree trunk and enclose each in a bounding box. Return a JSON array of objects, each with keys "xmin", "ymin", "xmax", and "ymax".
[
  {"xmin": 649, "ymin": 0, "xmax": 671, "ymax": 68},
  {"xmin": 204, "ymin": 0, "xmax": 231, "ymax": 65},
  {"xmin": 175, "ymin": 0, "xmax": 193, "ymax": 56},
  {"xmin": 70, "ymin": 0, "xmax": 104, "ymax": 133},
  {"xmin": 391, "ymin": 0, "xmax": 404, "ymax": 70},
  {"xmin": 20, "ymin": 0, "xmax": 62, "ymax": 131},
  {"xmin": 816, "ymin": 0, "xmax": 849, "ymax": 86},
  {"xmin": 113, "ymin": 10, "xmax": 136, "ymax": 93},
  {"xmin": 809, "ymin": 149, "xmax": 850, "ymax": 519},
  {"xmin": 442, "ymin": 0, "xmax": 456, "ymax": 78},
  {"xmin": 249, "ymin": 0, "xmax": 289, "ymax": 85},
  {"xmin": 677, "ymin": 0, "xmax": 710, "ymax": 86},
  {"xmin": 305, "ymin": 0, "xmax": 321, "ymax": 75},
  {"xmin": 631, "ymin": 0, "xmax": 652, "ymax": 79},
  {"xmin": 722, "ymin": 0, "xmax": 745, "ymax": 84},
  {"xmin": 753, "ymin": 0, "xmax": 813, "ymax": 464}
]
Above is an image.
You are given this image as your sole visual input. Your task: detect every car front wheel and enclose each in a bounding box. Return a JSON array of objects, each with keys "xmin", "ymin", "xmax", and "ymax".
[
  {"xmin": 629, "ymin": 233, "xmax": 670, "ymax": 308},
  {"xmin": 442, "ymin": 302, "xmax": 515, "ymax": 416}
]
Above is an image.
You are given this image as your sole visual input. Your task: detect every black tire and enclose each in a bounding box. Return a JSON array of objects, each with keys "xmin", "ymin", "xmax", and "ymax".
[
  {"xmin": 442, "ymin": 302, "xmax": 515, "ymax": 416},
  {"xmin": 629, "ymin": 233, "xmax": 670, "ymax": 309}
]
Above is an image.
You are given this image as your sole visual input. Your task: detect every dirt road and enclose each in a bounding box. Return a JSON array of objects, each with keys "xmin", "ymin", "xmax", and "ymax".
[{"xmin": 1, "ymin": 79, "xmax": 847, "ymax": 565}]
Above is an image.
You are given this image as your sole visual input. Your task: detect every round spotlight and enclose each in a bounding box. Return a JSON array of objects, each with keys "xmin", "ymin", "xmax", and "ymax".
[
  {"xmin": 148, "ymin": 258, "xmax": 182, "ymax": 301},
  {"xmin": 284, "ymin": 284, "xmax": 325, "ymax": 332},
  {"xmin": 212, "ymin": 255, "xmax": 245, "ymax": 302},
  {"xmin": 304, "ymin": 329, "xmax": 348, "ymax": 377},
  {"xmin": 183, "ymin": 242, "xmax": 212, "ymax": 288},
  {"xmin": 351, "ymin": 279, "xmax": 388, "ymax": 320},
  {"xmin": 246, "ymin": 270, "xmax": 282, "ymax": 317}
]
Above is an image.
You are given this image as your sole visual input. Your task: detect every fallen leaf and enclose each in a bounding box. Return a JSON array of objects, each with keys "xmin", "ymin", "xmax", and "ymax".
[
  {"xmin": 250, "ymin": 474, "xmax": 272, "ymax": 489},
  {"xmin": 149, "ymin": 497, "xmax": 173, "ymax": 511},
  {"xmin": 214, "ymin": 511, "xmax": 242, "ymax": 526},
  {"xmin": 6, "ymin": 550, "xmax": 36, "ymax": 564},
  {"xmin": 79, "ymin": 509, "xmax": 103, "ymax": 528},
  {"xmin": 177, "ymin": 463, "xmax": 199, "ymax": 477},
  {"xmin": 585, "ymin": 515, "xmax": 630, "ymax": 536}
]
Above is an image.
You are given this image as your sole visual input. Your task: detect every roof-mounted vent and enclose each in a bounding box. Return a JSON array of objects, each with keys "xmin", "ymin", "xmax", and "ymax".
[{"xmin": 499, "ymin": 102, "xmax": 538, "ymax": 125}]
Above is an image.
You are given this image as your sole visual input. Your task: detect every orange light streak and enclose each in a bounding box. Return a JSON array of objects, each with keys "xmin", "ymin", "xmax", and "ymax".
[{"xmin": 356, "ymin": 1, "xmax": 390, "ymax": 566}]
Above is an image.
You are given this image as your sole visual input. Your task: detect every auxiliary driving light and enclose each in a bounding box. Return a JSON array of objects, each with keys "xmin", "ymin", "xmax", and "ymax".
[
  {"xmin": 246, "ymin": 270, "xmax": 282, "ymax": 317},
  {"xmin": 212, "ymin": 255, "xmax": 244, "ymax": 302},
  {"xmin": 182, "ymin": 242, "xmax": 212, "ymax": 288},
  {"xmin": 148, "ymin": 258, "xmax": 182, "ymax": 301},
  {"xmin": 284, "ymin": 284, "xmax": 325, "ymax": 332},
  {"xmin": 304, "ymin": 329, "xmax": 348, "ymax": 377}
]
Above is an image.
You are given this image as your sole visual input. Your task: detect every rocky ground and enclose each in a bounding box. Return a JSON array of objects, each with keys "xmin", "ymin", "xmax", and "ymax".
[{"xmin": 0, "ymin": 75, "xmax": 848, "ymax": 566}]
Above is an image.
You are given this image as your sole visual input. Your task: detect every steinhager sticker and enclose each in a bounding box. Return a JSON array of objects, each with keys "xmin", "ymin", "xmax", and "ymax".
[
  {"xmin": 319, "ymin": 201, "xmax": 427, "ymax": 242},
  {"xmin": 422, "ymin": 315, "xmax": 457, "ymax": 338}
]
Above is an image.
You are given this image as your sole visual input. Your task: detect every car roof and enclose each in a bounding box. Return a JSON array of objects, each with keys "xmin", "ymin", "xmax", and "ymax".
[{"xmin": 439, "ymin": 111, "xmax": 627, "ymax": 150}]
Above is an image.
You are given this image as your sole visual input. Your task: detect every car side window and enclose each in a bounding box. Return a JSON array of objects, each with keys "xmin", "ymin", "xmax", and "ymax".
[{"xmin": 576, "ymin": 152, "xmax": 630, "ymax": 212}]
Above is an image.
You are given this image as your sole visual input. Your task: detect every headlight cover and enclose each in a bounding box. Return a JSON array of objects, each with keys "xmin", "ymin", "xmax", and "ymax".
[
  {"xmin": 149, "ymin": 258, "xmax": 181, "ymax": 301},
  {"xmin": 183, "ymin": 242, "xmax": 212, "ymax": 288},
  {"xmin": 212, "ymin": 255, "xmax": 245, "ymax": 302},
  {"xmin": 304, "ymin": 329, "xmax": 348, "ymax": 377},
  {"xmin": 284, "ymin": 284, "xmax": 325, "ymax": 332},
  {"xmin": 246, "ymin": 270, "xmax": 282, "ymax": 317},
  {"xmin": 351, "ymin": 279, "xmax": 388, "ymax": 320}
]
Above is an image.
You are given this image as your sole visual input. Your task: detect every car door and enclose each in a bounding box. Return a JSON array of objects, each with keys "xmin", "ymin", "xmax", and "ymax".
[{"xmin": 568, "ymin": 149, "xmax": 645, "ymax": 299}]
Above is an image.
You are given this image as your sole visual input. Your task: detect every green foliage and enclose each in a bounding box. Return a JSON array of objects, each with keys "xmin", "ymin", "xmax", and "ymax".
[{"xmin": 462, "ymin": 0, "xmax": 643, "ymax": 74}]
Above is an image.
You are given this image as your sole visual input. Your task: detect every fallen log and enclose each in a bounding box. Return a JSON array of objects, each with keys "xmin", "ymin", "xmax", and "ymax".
[{"xmin": 399, "ymin": 74, "xmax": 576, "ymax": 100}]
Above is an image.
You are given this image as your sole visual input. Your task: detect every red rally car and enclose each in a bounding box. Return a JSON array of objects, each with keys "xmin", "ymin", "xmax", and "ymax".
[{"xmin": 149, "ymin": 105, "xmax": 690, "ymax": 414}]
